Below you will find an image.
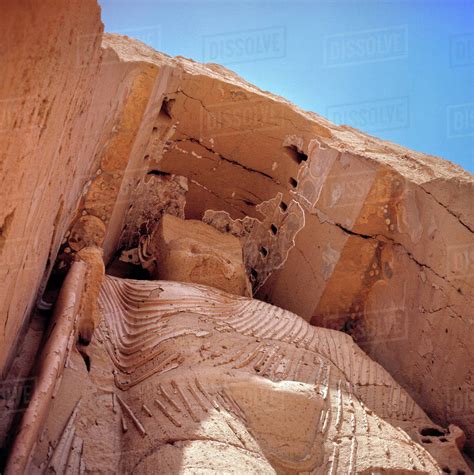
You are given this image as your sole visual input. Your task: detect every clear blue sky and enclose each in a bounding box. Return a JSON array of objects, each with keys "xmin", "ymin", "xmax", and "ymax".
[{"xmin": 99, "ymin": 0, "xmax": 474, "ymax": 173}]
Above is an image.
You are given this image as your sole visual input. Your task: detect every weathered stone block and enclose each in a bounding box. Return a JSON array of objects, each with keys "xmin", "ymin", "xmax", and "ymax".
[{"xmin": 149, "ymin": 214, "xmax": 251, "ymax": 297}]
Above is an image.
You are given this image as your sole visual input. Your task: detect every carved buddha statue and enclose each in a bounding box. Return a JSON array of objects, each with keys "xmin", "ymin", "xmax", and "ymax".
[{"xmin": 6, "ymin": 217, "xmax": 469, "ymax": 474}]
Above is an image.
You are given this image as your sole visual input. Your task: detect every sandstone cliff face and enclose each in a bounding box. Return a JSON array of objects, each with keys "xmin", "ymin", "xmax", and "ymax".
[
  {"xmin": 0, "ymin": 0, "xmax": 104, "ymax": 374},
  {"xmin": 1, "ymin": 0, "xmax": 473, "ymax": 468},
  {"xmin": 71, "ymin": 34, "xmax": 471, "ymax": 454}
]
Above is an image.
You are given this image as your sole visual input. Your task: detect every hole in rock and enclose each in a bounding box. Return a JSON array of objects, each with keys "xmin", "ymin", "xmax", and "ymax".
[
  {"xmin": 152, "ymin": 126, "xmax": 158, "ymax": 133},
  {"xmin": 289, "ymin": 177, "xmax": 298, "ymax": 188},
  {"xmin": 279, "ymin": 201, "xmax": 288, "ymax": 211},
  {"xmin": 106, "ymin": 254, "xmax": 151, "ymax": 280},
  {"xmin": 442, "ymin": 468, "xmax": 451, "ymax": 474},
  {"xmin": 260, "ymin": 247, "xmax": 268, "ymax": 257},
  {"xmin": 421, "ymin": 437, "xmax": 432, "ymax": 444},
  {"xmin": 420, "ymin": 427, "xmax": 444, "ymax": 437},
  {"xmin": 78, "ymin": 349, "xmax": 91, "ymax": 372},
  {"xmin": 147, "ymin": 170, "xmax": 171, "ymax": 177},
  {"xmin": 285, "ymin": 144, "xmax": 308, "ymax": 165},
  {"xmin": 439, "ymin": 437, "xmax": 448, "ymax": 442},
  {"xmin": 270, "ymin": 224, "xmax": 278, "ymax": 235},
  {"xmin": 159, "ymin": 97, "xmax": 175, "ymax": 119},
  {"xmin": 250, "ymin": 268, "xmax": 258, "ymax": 279}
]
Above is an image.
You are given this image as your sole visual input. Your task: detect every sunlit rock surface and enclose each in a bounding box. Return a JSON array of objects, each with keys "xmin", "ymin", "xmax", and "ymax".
[
  {"xmin": 0, "ymin": 0, "xmax": 473, "ymax": 472},
  {"xmin": 27, "ymin": 277, "xmax": 468, "ymax": 473}
]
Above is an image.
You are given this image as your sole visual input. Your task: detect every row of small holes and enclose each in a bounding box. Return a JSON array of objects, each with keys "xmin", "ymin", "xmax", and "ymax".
[{"xmin": 286, "ymin": 145, "xmax": 307, "ymax": 189}]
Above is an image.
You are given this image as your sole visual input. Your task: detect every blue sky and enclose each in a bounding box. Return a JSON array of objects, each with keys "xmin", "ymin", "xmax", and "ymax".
[{"xmin": 99, "ymin": 0, "xmax": 474, "ymax": 172}]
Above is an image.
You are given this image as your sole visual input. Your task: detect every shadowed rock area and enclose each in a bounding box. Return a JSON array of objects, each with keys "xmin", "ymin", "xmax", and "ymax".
[{"xmin": 0, "ymin": 0, "xmax": 473, "ymax": 473}]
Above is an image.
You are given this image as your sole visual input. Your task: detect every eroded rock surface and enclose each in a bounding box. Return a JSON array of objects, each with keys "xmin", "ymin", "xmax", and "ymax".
[
  {"xmin": 141, "ymin": 214, "xmax": 251, "ymax": 296},
  {"xmin": 0, "ymin": 0, "xmax": 104, "ymax": 375},
  {"xmin": 76, "ymin": 36, "xmax": 472, "ymax": 453},
  {"xmin": 26, "ymin": 277, "xmax": 470, "ymax": 474},
  {"xmin": 203, "ymin": 192, "xmax": 305, "ymax": 292},
  {"xmin": 1, "ymin": 0, "xmax": 473, "ymax": 470},
  {"xmin": 119, "ymin": 173, "xmax": 188, "ymax": 251}
]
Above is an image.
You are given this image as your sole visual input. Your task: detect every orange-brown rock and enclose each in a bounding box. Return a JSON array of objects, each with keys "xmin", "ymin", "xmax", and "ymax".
[
  {"xmin": 79, "ymin": 35, "xmax": 472, "ymax": 454},
  {"xmin": 0, "ymin": 0, "xmax": 104, "ymax": 376},
  {"xmin": 10, "ymin": 275, "xmax": 470, "ymax": 473},
  {"xmin": 1, "ymin": 0, "xmax": 473, "ymax": 471},
  {"xmin": 144, "ymin": 214, "xmax": 251, "ymax": 297},
  {"xmin": 76, "ymin": 246, "xmax": 105, "ymax": 345},
  {"xmin": 119, "ymin": 173, "xmax": 188, "ymax": 251}
]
